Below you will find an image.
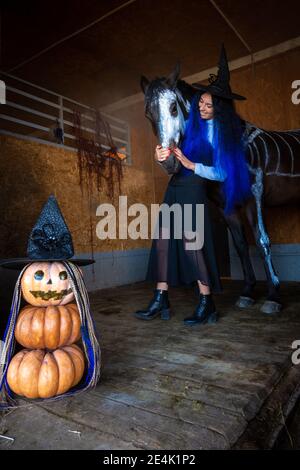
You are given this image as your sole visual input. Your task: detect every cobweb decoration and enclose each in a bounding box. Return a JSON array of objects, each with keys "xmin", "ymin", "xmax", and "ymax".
[
  {"xmin": 72, "ymin": 109, "xmax": 125, "ymax": 200},
  {"xmin": 72, "ymin": 109, "xmax": 126, "ymax": 262}
]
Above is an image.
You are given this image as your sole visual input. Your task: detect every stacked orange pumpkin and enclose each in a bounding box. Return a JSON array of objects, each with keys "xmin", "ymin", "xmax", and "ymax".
[{"xmin": 7, "ymin": 262, "xmax": 85, "ymax": 399}]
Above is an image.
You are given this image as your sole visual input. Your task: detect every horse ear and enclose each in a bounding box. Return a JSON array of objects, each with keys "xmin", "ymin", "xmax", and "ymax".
[
  {"xmin": 166, "ymin": 62, "xmax": 181, "ymax": 89},
  {"xmin": 140, "ymin": 75, "xmax": 150, "ymax": 94}
]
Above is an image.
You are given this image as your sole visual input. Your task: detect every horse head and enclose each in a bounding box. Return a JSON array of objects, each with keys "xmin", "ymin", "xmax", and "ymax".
[{"xmin": 140, "ymin": 63, "xmax": 194, "ymax": 173}]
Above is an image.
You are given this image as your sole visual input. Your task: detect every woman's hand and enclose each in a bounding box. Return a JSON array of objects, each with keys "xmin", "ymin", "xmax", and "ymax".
[
  {"xmin": 173, "ymin": 147, "xmax": 195, "ymax": 171},
  {"xmin": 155, "ymin": 145, "xmax": 171, "ymax": 162}
]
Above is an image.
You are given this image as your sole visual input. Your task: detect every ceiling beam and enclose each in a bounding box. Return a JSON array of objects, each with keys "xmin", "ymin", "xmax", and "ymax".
[
  {"xmin": 101, "ymin": 36, "xmax": 300, "ymax": 113},
  {"xmin": 208, "ymin": 0, "xmax": 252, "ymax": 54},
  {"xmin": 7, "ymin": 0, "xmax": 138, "ymax": 73}
]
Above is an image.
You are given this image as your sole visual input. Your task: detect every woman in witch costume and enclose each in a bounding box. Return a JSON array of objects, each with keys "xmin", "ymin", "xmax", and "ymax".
[
  {"xmin": 0, "ymin": 195, "xmax": 101, "ymax": 406},
  {"xmin": 135, "ymin": 45, "xmax": 252, "ymax": 325}
]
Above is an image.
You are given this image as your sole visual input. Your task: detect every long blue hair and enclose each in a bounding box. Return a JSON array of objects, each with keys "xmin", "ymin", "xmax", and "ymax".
[{"xmin": 181, "ymin": 92, "xmax": 252, "ymax": 214}]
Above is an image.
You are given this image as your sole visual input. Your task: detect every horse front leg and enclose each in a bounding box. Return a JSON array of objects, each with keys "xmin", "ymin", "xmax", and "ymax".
[
  {"xmin": 246, "ymin": 168, "xmax": 281, "ymax": 314},
  {"xmin": 220, "ymin": 208, "xmax": 257, "ymax": 308}
]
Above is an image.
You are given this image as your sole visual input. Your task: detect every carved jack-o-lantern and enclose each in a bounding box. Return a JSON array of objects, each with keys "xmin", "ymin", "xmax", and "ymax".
[
  {"xmin": 21, "ymin": 262, "xmax": 75, "ymax": 307},
  {"xmin": 0, "ymin": 196, "xmax": 100, "ymax": 408}
]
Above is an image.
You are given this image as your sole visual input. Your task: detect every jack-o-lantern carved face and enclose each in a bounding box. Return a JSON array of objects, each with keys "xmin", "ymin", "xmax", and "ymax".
[{"xmin": 21, "ymin": 262, "xmax": 75, "ymax": 306}]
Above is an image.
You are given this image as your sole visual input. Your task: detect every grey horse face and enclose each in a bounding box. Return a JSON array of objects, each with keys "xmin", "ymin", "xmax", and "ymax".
[
  {"xmin": 141, "ymin": 64, "xmax": 188, "ymax": 149},
  {"xmin": 141, "ymin": 65, "xmax": 190, "ymax": 174},
  {"xmin": 154, "ymin": 88, "xmax": 186, "ymax": 149}
]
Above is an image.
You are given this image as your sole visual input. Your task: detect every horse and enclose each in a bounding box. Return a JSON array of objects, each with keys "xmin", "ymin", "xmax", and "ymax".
[{"xmin": 140, "ymin": 64, "xmax": 300, "ymax": 314}]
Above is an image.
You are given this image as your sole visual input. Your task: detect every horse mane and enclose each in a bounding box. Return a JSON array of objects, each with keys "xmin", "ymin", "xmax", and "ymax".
[
  {"xmin": 144, "ymin": 77, "xmax": 195, "ymax": 126},
  {"xmin": 176, "ymin": 79, "xmax": 196, "ymax": 101}
]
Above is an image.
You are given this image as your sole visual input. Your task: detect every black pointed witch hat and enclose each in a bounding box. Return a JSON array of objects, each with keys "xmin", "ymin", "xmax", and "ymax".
[
  {"xmin": 0, "ymin": 195, "xmax": 94, "ymax": 269},
  {"xmin": 192, "ymin": 44, "xmax": 246, "ymax": 101}
]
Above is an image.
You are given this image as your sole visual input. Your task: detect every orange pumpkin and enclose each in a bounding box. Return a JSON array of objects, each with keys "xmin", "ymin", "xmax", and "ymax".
[
  {"xmin": 21, "ymin": 262, "xmax": 75, "ymax": 306},
  {"xmin": 15, "ymin": 303, "xmax": 81, "ymax": 349},
  {"xmin": 7, "ymin": 344, "xmax": 85, "ymax": 399}
]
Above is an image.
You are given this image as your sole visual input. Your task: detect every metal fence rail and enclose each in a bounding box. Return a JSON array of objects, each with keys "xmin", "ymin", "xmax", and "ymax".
[{"xmin": 0, "ymin": 72, "xmax": 131, "ymax": 162}]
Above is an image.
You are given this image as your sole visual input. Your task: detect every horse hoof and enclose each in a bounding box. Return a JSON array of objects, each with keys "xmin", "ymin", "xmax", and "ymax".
[
  {"xmin": 260, "ymin": 300, "xmax": 282, "ymax": 315},
  {"xmin": 236, "ymin": 296, "xmax": 255, "ymax": 308}
]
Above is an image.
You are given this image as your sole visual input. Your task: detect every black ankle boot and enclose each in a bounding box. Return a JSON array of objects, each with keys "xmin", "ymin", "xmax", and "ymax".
[
  {"xmin": 183, "ymin": 294, "xmax": 218, "ymax": 326},
  {"xmin": 135, "ymin": 289, "xmax": 171, "ymax": 320}
]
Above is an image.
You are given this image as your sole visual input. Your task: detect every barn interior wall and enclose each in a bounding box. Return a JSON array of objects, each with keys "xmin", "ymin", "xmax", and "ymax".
[{"xmin": 0, "ymin": 46, "xmax": 299, "ymax": 290}]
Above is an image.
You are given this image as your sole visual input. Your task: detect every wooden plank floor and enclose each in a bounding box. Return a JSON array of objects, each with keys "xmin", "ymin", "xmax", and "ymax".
[{"xmin": 1, "ymin": 280, "xmax": 300, "ymax": 450}]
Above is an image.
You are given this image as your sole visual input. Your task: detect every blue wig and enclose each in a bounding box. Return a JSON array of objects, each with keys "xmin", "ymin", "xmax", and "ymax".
[{"xmin": 181, "ymin": 92, "xmax": 252, "ymax": 214}]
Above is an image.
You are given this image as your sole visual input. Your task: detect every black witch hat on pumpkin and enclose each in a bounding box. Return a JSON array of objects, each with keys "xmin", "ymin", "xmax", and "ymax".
[
  {"xmin": 192, "ymin": 44, "xmax": 246, "ymax": 101},
  {"xmin": 1, "ymin": 195, "xmax": 94, "ymax": 269}
]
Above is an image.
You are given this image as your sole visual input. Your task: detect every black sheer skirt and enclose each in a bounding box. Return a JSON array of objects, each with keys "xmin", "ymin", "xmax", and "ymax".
[{"xmin": 146, "ymin": 173, "xmax": 222, "ymax": 293}]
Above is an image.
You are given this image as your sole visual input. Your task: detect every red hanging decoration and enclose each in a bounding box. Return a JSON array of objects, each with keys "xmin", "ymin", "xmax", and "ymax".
[
  {"xmin": 72, "ymin": 109, "xmax": 125, "ymax": 261},
  {"xmin": 72, "ymin": 109, "xmax": 124, "ymax": 200}
]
